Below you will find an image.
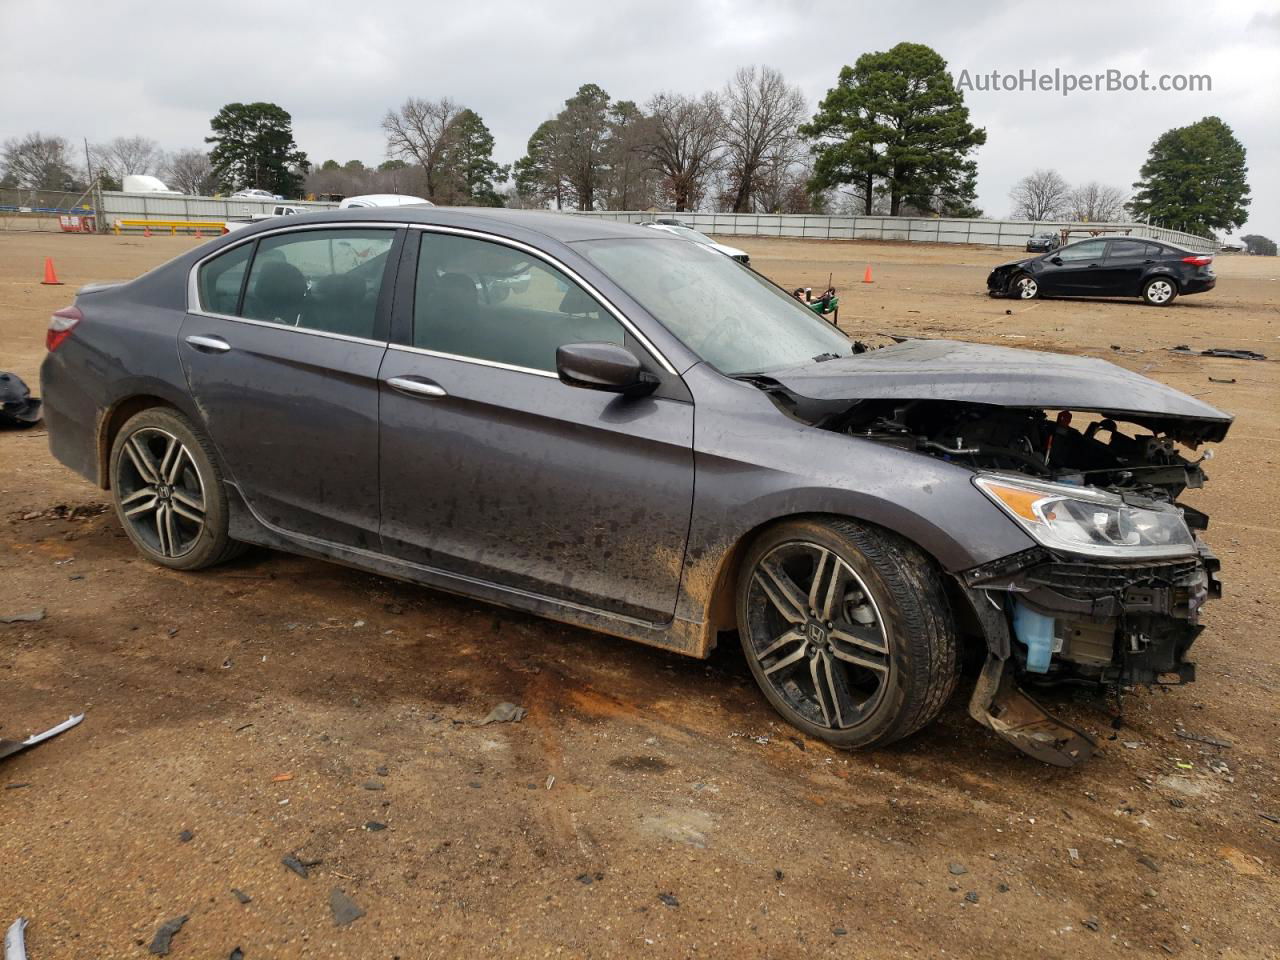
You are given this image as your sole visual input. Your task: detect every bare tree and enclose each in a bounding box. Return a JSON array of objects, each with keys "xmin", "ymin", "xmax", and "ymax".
[
  {"xmin": 722, "ymin": 66, "xmax": 806, "ymax": 212},
  {"xmin": 90, "ymin": 135, "xmax": 164, "ymax": 186},
  {"xmin": 1008, "ymin": 168, "xmax": 1070, "ymax": 221},
  {"xmin": 1065, "ymin": 181, "xmax": 1128, "ymax": 223},
  {"xmin": 161, "ymin": 149, "xmax": 218, "ymax": 195},
  {"xmin": 382, "ymin": 97, "xmax": 465, "ymax": 200},
  {"xmin": 642, "ymin": 91, "xmax": 724, "ymax": 211},
  {"xmin": 1, "ymin": 132, "xmax": 77, "ymax": 190}
]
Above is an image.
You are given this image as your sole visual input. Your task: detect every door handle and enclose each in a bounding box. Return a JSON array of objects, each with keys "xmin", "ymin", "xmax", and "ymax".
[
  {"xmin": 185, "ymin": 334, "xmax": 231, "ymax": 353},
  {"xmin": 386, "ymin": 376, "xmax": 447, "ymax": 399}
]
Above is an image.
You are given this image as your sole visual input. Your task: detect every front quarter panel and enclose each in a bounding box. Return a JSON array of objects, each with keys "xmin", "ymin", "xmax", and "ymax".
[{"xmin": 673, "ymin": 363, "xmax": 1036, "ymax": 626}]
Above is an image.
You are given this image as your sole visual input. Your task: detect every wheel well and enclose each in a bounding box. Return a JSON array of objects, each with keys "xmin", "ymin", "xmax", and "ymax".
[
  {"xmin": 97, "ymin": 395, "xmax": 174, "ymax": 488},
  {"xmin": 703, "ymin": 512, "xmax": 948, "ymax": 638},
  {"xmin": 703, "ymin": 511, "xmax": 987, "ymax": 662}
]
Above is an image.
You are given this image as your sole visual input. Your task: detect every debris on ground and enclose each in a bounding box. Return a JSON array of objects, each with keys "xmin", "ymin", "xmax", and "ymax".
[
  {"xmin": 0, "ymin": 372, "xmax": 42, "ymax": 428},
  {"xmin": 657, "ymin": 893, "xmax": 679, "ymax": 908},
  {"xmin": 228, "ymin": 948, "xmax": 244, "ymax": 960},
  {"xmin": 148, "ymin": 914, "xmax": 189, "ymax": 955},
  {"xmin": 329, "ymin": 888, "xmax": 365, "ymax": 926},
  {"xmin": 479, "ymin": 702, "xmax": 526, "ymax": 725},
  {"xmin": 0, "ymin": 713, "xmax": 84, "ymax": 763},
  {"xmin": 231, "ymin": 889, "xmax": 251, "ymax": 905},
  {"xmin": 1138, "ymin": 855, "xmax": 1161, "ymax": 872},
  {"xmin": 271, "ymin": 772, "xmax": 294, "ymax": 782},
  {"xmin": 0, "ymin": 610, "xmax": 45, "ymax": 624},
  {"xmin": 1259, "ymin": 812, "xmax": 1280, "ymax": 825},
  {"xmin": 281, "ymin": 854, "xmax": 312, "ymax": 878},
  {"xmin": 1082, "ymin": 917, "xmax": 1100, "ymax": 932},
  {"xmin": 1169, "ymin": 345, "xmax": 1267, "ymax": 361},
  {"xmin": 363, "ymin": 821, "xmax": 387, "ymax": 832},
  {"xmin": 178, "ymin": 830, "xmax": 194, "ymax": 843},
  {"xmin": 1208, "ymin": 377, "xmax": 1237, "ymax": 384},
  {"xmin": 361, "ymin": 780, "xmax": 385, "ymax": 791},
  {"xmin": 948, "ymin": 863, "xmax": 967, "ymax": 875},
  {"xmin": 964, "ymin": 892, "xmax": 979, "ymax": 904},
  {"xmin": 4, "ymin": 917, "xmax": 29, "ymax": 960},
  {"xmin": 1175, "ymin": 730, "xmax": 1232, "ymax": 749}
]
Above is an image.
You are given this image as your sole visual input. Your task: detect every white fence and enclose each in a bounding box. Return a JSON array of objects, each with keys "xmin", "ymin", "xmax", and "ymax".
[
  {"xmin": 100, "ymin": 191, "xmax": 339, "ymax": 225},
  {"xmin": 572, "ymin": 210, "xmax": 1217, "ymax": 253}
]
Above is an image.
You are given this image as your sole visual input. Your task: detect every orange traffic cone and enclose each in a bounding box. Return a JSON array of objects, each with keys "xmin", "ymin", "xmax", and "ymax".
[
  {"xmin": 41, "ymin": 257, "xmax": 63, "ymax": 285},
  {"xmin": 862, "ymin": 264, "xmax": 874, "ymax": 284},
  {"xmin": 195, "ymin": 226, "xmax": 203, "ymax": 239},
  {"xmin": 144, "ymin": 224, "xmax": 152, "ymax": 238}
]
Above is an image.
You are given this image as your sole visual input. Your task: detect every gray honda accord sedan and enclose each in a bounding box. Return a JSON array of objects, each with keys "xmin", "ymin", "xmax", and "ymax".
[{"xmin": 41, "ymin": 208, "xmax": 1232, "ymax": 765}]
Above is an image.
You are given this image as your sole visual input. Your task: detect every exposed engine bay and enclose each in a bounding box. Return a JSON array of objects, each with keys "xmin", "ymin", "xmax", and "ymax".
[{"xmin": 748, "ymin": 343, "xmax": 1232, "ymax": 767}]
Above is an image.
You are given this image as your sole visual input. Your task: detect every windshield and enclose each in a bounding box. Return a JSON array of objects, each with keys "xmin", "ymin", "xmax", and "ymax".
[{"xmin": 578, "ymin": 238, "xmax": 853, "ymax": 375}]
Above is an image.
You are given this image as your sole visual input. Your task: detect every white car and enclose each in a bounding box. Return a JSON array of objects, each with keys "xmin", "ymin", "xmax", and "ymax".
[
  {"xmin": 641, "ymin": 222, "xmax": 749, "ymax": 264},
  {"xmin": 230, "ymin": 188, "xmax": 282, "ymax": 201},
  {"xmin": 338, "ymin": 194, "xmax": 434, "ymax": 209}
]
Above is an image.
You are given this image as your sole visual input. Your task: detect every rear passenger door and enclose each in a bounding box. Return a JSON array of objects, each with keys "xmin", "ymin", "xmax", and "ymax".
[
  {"xmin": 180, "ymin": 226, "xmax": 402, "ymax": 549},
  {"xmin": 377, "ymin": 228, "xmax": 695, "ymax": 622},
  {"xmin": 1098, "ymin": 239, "xmax": 1159, "ymax": 296}
]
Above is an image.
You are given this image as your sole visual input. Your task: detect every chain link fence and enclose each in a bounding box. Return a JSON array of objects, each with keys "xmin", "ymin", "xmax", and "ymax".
[{"xmin": 0, "ymin": 187, "xmax": 100, "ymax": 233}]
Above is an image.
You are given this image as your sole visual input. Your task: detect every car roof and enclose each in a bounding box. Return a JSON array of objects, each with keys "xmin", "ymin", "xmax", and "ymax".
[{"xmin": 226, "ymin": 206, "xmax": 660, "ymax": 243}]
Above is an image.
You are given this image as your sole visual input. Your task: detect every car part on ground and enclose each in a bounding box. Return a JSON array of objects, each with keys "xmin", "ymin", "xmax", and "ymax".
[
  {"xmin": 1170, "ymin": 345, "xmax": 1267, "ymax": 361},
  {"xmin": 988, "ymin": 237, "xmax": 1215, "ymax": 305},
  {"xmin": 0, "ymin": 372, "xmax": 41, "ymax": 427},
  {"xmin": 0, "ymin": 713, "xmax": 84, "ymax": 763},
  {"xmin": 38, "ymin": 207, "xmax": 1233, "ymax": 767},
  {"xmin": 4, "ymin": 917, "xmax": 28, "ymax": 960}
]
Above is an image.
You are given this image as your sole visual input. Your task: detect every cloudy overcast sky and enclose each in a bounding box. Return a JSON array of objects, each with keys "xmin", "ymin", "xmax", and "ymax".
[{"xmin": 3, "ymin": 0, "xmax": 1276, "ymax": 236}]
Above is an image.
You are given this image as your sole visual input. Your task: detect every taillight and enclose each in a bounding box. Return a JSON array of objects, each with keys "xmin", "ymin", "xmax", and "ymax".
[
  {"xmin": 1182, "ymin": 255, "xmax": 1213, "ymax": 267},
  {"xmin": 46, "ymin": 305, "xmax": 82, "ymax": 351}
]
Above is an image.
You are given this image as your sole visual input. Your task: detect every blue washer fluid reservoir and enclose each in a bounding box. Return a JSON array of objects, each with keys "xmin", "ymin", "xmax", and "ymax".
[{"xmin": 1012, "ymin": 600, "xmax": 1056, "ymax": 673}]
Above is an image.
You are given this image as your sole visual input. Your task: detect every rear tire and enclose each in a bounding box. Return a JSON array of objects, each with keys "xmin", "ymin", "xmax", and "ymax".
[
  {"xmin": 1142, "ymin": 276, "xmax": 1178, "ymax": 306},
  {"xmin": 736, "ymin": 517, "xmax": 959, "ymax": 750},
  {"xmin": 109, "ymin": 407, "xmax": 244, "ymax": 571}
]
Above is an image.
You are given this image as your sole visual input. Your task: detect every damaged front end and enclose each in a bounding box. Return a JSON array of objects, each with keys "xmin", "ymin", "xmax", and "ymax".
[{"xmin": 756, "ymin": 340, "xmax": 1234, "ymax": 766}]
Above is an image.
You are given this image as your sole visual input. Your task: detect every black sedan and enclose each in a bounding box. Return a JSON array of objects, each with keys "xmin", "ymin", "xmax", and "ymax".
[
  {"xmin": 989, "ymin": 237, "xmax": 1216, "ymax": 306},
  {"xmin": 1025, "ymin": 232, "xmax": 1060, "ymax": 253}
]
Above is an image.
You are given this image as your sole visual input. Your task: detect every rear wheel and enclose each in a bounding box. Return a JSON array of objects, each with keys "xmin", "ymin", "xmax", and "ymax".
[
  {"xmin": 1012, "ymin": 273, "xmax": 1039, "ymax": 299},
  {"xmin": 736, "ymin": 517, "xmax": 958, "ymax": 750},
  {"xmin": 109, "ymin": 407, "xmax": 243, "ymax": 570},
  {"xmin": 1142, "ymin": 276, "xmax": 1178, "ymax": 306}
]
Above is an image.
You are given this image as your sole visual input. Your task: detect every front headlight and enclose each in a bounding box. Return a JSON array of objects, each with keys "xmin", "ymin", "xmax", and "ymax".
[{"xmin": 974, "ymin": 474, "xmax": 1196, "ymax": 559}]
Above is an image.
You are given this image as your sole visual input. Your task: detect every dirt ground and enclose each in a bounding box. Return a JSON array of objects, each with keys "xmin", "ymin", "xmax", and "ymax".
[{"xmin": 1, "ymin": 230, "xmax": 1277, "ymax": 959}]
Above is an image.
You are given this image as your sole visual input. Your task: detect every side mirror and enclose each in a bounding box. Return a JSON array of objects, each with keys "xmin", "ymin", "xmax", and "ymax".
[
  {"xmin": 556, "ymin": 341, "xmax": 658, "ymax": 397},
  {"xmin": 1050, "ymin": 256, "xmax": 1063, "ymax": 265}
]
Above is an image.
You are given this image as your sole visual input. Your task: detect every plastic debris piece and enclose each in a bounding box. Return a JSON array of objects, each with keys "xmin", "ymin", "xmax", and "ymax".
[
  {"xmin": 329, "ymin": 888, "xmax": 365, "ymax": 926},
  {"xmin": 479, "ymin": 702, "xmax": 526, "ymax": 725},
  {"xmin": 0, "ymin": 713, "xmax": 85, "ymax": 762},
  {"xmin": 5, "ymin": 917, "xmax": 29, "ymax": 960},
  {"xmin": 148, "ymin": 914, "xmax": 189, "ymax": 955},
  {"xmin": 0, "ymin": 610, "xmax": 45, "ymax": 624}
]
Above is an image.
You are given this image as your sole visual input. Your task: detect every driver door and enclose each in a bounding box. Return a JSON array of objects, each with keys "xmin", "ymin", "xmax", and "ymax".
[
  {"xmin": 1042, "ymin": 238, "xmax": 1108, "ymax": 295},
  {"xmin": 377, "ymin": 229, "xmax": 696, "ymax": 622}
]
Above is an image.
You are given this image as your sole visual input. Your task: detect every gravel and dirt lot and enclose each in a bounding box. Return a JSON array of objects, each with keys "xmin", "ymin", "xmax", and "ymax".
[{"xmin": 1, "ymin": 231, "xmax": 1277, "ymax": 959}]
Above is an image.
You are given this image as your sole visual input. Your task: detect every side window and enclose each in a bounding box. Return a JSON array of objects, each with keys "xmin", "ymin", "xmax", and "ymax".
[
  {"xmin": 413, "ymin": 232, "xmax": 625, "ymax": 373},
  {"xmin": 241, "ymin": 229, "xmax": 395, "ymax": 338},
  {"xmin": 1108, "ymin": 239, "xmax": 1149, "ymax": 260},
  {"xmin": 1058, "ymin": 239, "xmax": 1106, "ymax": 262},
  {"xmin": 197, "ymin": 242, "xmax": 252, "ymax": 315}
]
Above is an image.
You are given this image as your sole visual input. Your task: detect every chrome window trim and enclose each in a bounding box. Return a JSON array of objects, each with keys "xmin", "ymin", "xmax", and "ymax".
[
  {"xmin": 185, "ymin": 221, "xmax": 403, "ymax": 324},
  {"xmin": 183, "ymin": 309, "xmax": 389, "ymax": 349},
  {"xmin": 408, "ymin": 223, "xmax": 677, "ymax": 375},
  {"xmin": 387, "ymin": 342, "xmax": 558, "ymax": 379}
]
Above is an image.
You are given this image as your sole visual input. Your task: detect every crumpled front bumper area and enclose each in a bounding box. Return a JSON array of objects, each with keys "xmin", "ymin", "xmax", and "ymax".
[{"xmin": 956, "ymin": 543, "xmax": 1221, "ymax": 766}]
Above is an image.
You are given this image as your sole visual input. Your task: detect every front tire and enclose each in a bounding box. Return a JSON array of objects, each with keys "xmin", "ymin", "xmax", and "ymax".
[
  {"xmin": 1142, "ymin": 276, "xmax": 1178, "ymax": 306},
  {"xmin": 1012, "ymin": 273, "xmax": 1039, "ymax": 300},
  {"xmin": 109, "ymin": 407, "xmax": 242, "ymax": 570},
  {"xmin": 736, "ymin": 517, "xmax": 959, "ymax": 750}
]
